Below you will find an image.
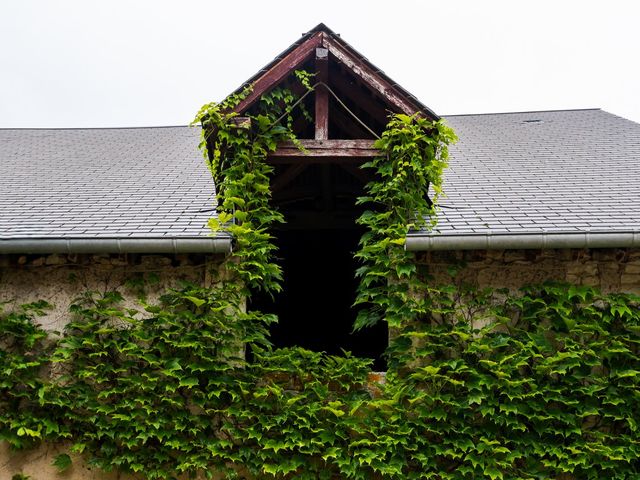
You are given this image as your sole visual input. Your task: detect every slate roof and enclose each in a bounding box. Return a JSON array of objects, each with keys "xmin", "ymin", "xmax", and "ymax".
[
  {"xmin": 0, "ymin": 126, "xmax": 218, "ymax": 242},
  {"xmin": 1, "ymin": 109, "xmax": 639, "ymax": 252},
  {"xmin": 428, "ymin": 109, "xmax": 640, "ymax": 236}
]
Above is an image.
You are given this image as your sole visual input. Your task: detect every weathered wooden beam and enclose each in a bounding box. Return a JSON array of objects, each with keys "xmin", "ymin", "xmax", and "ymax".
[
  {"xmin": 269, "ymin": 157, "xmax": 364, "ymax": 165},
  {"xmin": 322, "ymin": 35, "xmax": 420, "ymax": 116},
  {"xmin": 315, "ymin": 47, "xmax": 329, "ymax": 140},
  {"xmin": 269, "ymin": 140, "xmax": 378, "ymax": 162},
  {"xmin": 232, "ymin": 32, "xmax": 323, "ymax": 115},
  {"xmin": 330, "ymin": 70, "xmax": 391, "ymax": 124}
]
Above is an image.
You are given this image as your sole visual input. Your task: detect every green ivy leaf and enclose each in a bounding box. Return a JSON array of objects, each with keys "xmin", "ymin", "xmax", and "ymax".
[{"xmin": 185, "ymin": 296, "xmax": 206, "ymax": 307}]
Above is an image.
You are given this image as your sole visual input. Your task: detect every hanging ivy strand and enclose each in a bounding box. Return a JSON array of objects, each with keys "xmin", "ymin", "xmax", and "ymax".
[
  {"xmin": 354, "ymin": 114, "xmax": 457, "ymax": 330},
  {"xmin": 193, "ymin": 72, "xmax": 313, "ymax": 296}
]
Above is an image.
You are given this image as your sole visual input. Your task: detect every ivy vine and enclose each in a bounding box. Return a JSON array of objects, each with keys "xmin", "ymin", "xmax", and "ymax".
[
  {"xmin": 0, "ymin": 76, "xmax": 639, "ymax": 480},
  {"xmin": 354, "ymin": 114, "xmax": 456, "ymax": 331},
  {"xmin": 2, "ymin": 283, "xmax": 639, "ymax": 479}
]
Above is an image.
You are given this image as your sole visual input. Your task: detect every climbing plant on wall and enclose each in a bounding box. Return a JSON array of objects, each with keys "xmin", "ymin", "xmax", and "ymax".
[
  {"xmin": 354, "ymin": 113, "xmax": 456, "ymax": 331},
  {"xmin": 1, "ymin": 75, "xmax": 639, "ymax": 480}
]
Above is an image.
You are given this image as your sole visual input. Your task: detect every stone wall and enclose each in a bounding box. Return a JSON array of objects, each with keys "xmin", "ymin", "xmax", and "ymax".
[
  {"xmin": 0, "ymin": 252, "xmax": 225, "ymax": 332},
  {"xmin": 416, "ymin": 247, "xmax": 640, "ymax": 294},
  {"xmin": 0, "ymin": 252, "xmax": 227, "ymax": 480},
  {"xmin": 1, "ymin": 247, "xmax": 638, "ymax": 479},
  {"xmin": 0, "ymin": 443, "xmax": 125, "ymax": 480},
  {"xmin": 0, "ymin": 443, "xmax": 226, "ymax": 480}
]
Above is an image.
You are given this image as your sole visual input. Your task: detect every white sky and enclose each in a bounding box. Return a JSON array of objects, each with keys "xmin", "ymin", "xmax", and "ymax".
[{"xmin": 1, "ymin": 0, "xmax": 639, "ymax": 128}]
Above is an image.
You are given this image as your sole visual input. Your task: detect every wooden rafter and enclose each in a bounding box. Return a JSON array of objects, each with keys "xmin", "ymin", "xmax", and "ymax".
[
  {"xmin": 224, "ymin": 24, "xmax": 438, "ymax": 122},
  {"xmin": 231, "ymin": 31, "xmax": 323, "ymax": 115},
  {"xmin": 329, "ymin": 70, "xmax": 391, "ymax": 125},
  {"xmin": 219, "ymin": 24, "xmax": 439, "ymax": 180},
  {"xmin": 322, "ymin": 34, "xmax": 421, "ymax": 117}
]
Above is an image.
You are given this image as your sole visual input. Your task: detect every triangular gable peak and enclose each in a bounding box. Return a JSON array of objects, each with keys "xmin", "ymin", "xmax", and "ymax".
[
  {"xmin": 220, "ymin": 24, "xmax": 441, "ymax": 230},
  {"xmin": 227, "ymin": 23, "xmax": 439, "ymax": 145}
]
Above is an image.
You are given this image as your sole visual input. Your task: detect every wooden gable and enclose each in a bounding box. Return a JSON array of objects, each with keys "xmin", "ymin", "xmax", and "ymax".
[
  {"xmin": 221, "ymin": 24, "xmax": 439, "ymax": 229},
  {"xmin": 227, "ymin": 23, "xmax": 438, "ymax": 147}
]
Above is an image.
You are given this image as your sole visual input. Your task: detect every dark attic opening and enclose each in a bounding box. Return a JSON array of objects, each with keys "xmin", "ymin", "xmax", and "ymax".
[
  {"xmin": 228, "ymin": 24, "xmax": 440, "ymax": 370},
  {"xmin": 260, "ymin": 152, "xmax": 388, "ymax": 369},
  {"xmin": 247, "ymin": 52, "xmax": 390, "ymax": 368}
]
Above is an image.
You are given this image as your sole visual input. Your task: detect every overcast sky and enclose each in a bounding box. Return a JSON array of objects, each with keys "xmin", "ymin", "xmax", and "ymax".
[{"xmin": 1, "ymin": 0, "xmax": 639, "ymax": 128}]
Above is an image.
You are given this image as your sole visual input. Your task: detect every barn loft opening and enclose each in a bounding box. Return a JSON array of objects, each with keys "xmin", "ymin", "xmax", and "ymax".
[
  {"xmin": 224, "ymin": 24, "xmax": 440, "ymax": 369},
  {"xmin": 252, "ymin": 163, "xmax": 390, "ymax": 368}
]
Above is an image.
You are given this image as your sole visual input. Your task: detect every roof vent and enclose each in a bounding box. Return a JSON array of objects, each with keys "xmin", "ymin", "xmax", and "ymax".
[{"xmin": 522, "ymin": 119, "xmax": 543, "ymax": 124}]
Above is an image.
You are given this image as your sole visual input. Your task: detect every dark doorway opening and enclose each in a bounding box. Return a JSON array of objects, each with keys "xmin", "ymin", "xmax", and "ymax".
[
  {"xmin": 265, "ymin": 228, "xmax": 387, "ymax": 370},
  {"xmin": 250, "ymin": 161, "xmax": 388, "ymax": 370}
]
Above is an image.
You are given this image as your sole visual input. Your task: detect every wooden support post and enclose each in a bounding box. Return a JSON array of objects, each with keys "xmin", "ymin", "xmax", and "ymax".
[{"xmin": 315, "ymin": 47, "xmax": 329, "ymax": 140}]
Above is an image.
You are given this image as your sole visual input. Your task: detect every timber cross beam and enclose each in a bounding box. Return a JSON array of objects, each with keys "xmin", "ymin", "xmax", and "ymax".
[
  {"xmin": 268, "ymin": 139, "xmax": 378, "ymax": 164},
  {"xmin": 221, "ymin": 118, "xmax": 379, "ymax": 163}
]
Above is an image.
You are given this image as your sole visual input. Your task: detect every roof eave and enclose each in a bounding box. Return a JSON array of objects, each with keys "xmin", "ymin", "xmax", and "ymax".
[
  {"xmin": 405, "ymin": 231, "xmax": 640, "ymax": 251},
  {"xmin": 0, "ymin": 237, "xmax": 233, "ymax": 255}
]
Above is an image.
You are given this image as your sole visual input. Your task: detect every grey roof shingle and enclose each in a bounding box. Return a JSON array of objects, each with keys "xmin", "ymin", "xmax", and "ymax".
[
  {"xmin": 1, "ymin": 109, "xmax": 639, "ymax": 251},
  {"xmin": 0, "ymin": 126, "xmax": 218, "ymax": 241},
  {"xmin": 431, "ymin": 109, "xmax": 640, "ymax": 237}
]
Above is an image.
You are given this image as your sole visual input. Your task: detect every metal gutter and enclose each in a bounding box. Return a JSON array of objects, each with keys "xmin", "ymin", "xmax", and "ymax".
[
  {"xmin": 405, "ymin": 231, "xmax": 640, "ymax": 251},
  {"xmin": 0, "ymin": 237, "xmax": 233, "ymax": 255}
]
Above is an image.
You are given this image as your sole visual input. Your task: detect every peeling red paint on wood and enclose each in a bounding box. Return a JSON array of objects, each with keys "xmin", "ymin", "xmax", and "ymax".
[
  {"xmin": 330, "ymin": 71, "xmax": 392, "ymax": 123},
  {"xmin": 269, "ymin": 140, "xmax": 377, "ymax": 162},
  {"xmin": 231, "ymin": 32, "xmax": 323, "ymax": 115},
  {"xmin": 323, "ymin": 35, "xmax": 420, "ymax": 117}
]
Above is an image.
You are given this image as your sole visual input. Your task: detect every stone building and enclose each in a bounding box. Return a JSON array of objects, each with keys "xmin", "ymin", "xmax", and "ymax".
[
  {"xmin": 1, "ymin": 23, "xmax": 640, "ymax": 478},
  {"xmin": 2, "ymin": 22, "xmax": 639, "ymax": 352}
]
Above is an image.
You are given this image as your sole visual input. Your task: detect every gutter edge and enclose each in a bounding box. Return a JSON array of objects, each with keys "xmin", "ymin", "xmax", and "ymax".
[
  {"xmin": 405, "ymin": 232, "xmax": 640, "ymax": 251},
  {"xmin": 0, "ymin": 237, "xmax": 233, "ymax": 255}
]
